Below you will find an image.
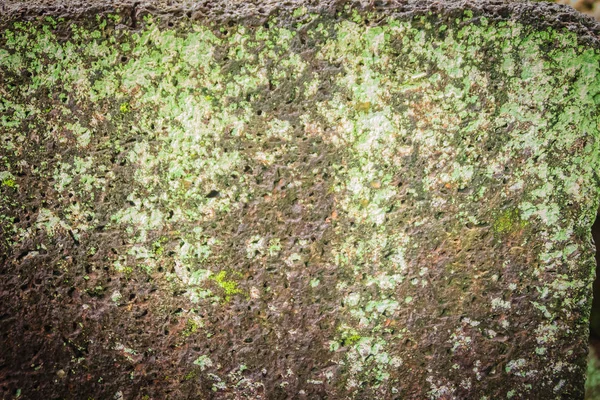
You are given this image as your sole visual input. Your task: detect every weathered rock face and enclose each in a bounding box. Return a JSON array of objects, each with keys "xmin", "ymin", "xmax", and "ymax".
[{"xmin": 2, "ymin": 1, "xmax": 600, "ymax": 399}]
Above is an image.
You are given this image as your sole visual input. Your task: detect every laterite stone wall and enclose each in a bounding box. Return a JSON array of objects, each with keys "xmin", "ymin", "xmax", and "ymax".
[{"xmin": 2, "ymin": 1, "xmax": 600, "ymax": 399}]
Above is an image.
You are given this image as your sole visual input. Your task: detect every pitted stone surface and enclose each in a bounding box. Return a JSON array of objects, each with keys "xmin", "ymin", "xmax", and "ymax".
[{"xmin": 1, "ymin": 1, "xmax": 600, "ymax": 399}]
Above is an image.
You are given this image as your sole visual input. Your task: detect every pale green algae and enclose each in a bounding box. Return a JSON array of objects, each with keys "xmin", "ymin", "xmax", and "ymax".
[{"xmin": 1, "ymin": 9, "xmax": 600, "ymax": 398}]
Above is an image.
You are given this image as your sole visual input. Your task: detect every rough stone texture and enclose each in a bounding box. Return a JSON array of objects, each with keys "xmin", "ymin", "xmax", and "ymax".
[{"xmin": 1, "ymin": 1, "xmax": 600, "ymax": 399}]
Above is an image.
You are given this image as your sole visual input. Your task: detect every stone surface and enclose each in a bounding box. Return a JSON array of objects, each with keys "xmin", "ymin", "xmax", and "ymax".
[{"xmin": 1, "ymin": 1, "xmax": 600, "ymax": 399}]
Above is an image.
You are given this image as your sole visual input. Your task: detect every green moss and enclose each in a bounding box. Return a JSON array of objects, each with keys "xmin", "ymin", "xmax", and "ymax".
[
  {"xmin": 211, "ymin": 271, "xmax": 241, "ymax": 302},
  {"xmin": 1, "ymin": 178, "xmax": 16, "ymax": 188},
  {"xmin": 292, "ymin": 7, "xmax": 307, "ymax": 18},
  {"xmin": 341, "ymin": 333, "xmax": 362, "ymax": 347},
  {"xmin": 493, "ymin": 208, "xmax": 527, "ymax": 235},
  {"xmin": 182, "ymin": 318, "xmax": 200, "ymax": 337},
  {"xmin": 152, "ymin": 236, "xmax": 168, "ymax": 256},
  {"xmin": 183, "ymin": 370, "xmax": 197, "ymax": 381}
]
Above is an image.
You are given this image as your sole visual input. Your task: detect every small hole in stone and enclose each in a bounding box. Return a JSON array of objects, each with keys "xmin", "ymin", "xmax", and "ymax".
[{"xmin": 206, "ymin": 190, "xmax": 220, "ymax": 198}]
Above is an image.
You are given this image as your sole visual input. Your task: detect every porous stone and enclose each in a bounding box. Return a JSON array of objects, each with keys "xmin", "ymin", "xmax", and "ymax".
[{"xmin": 1, "ymin": 1, "xmax": 600, "ymax": 399}]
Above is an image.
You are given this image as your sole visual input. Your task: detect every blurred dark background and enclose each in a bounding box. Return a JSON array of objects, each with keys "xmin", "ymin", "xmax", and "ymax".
[{"xmin": 557, "ymin": 0, "xmax": 600, "ymax": 20}]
